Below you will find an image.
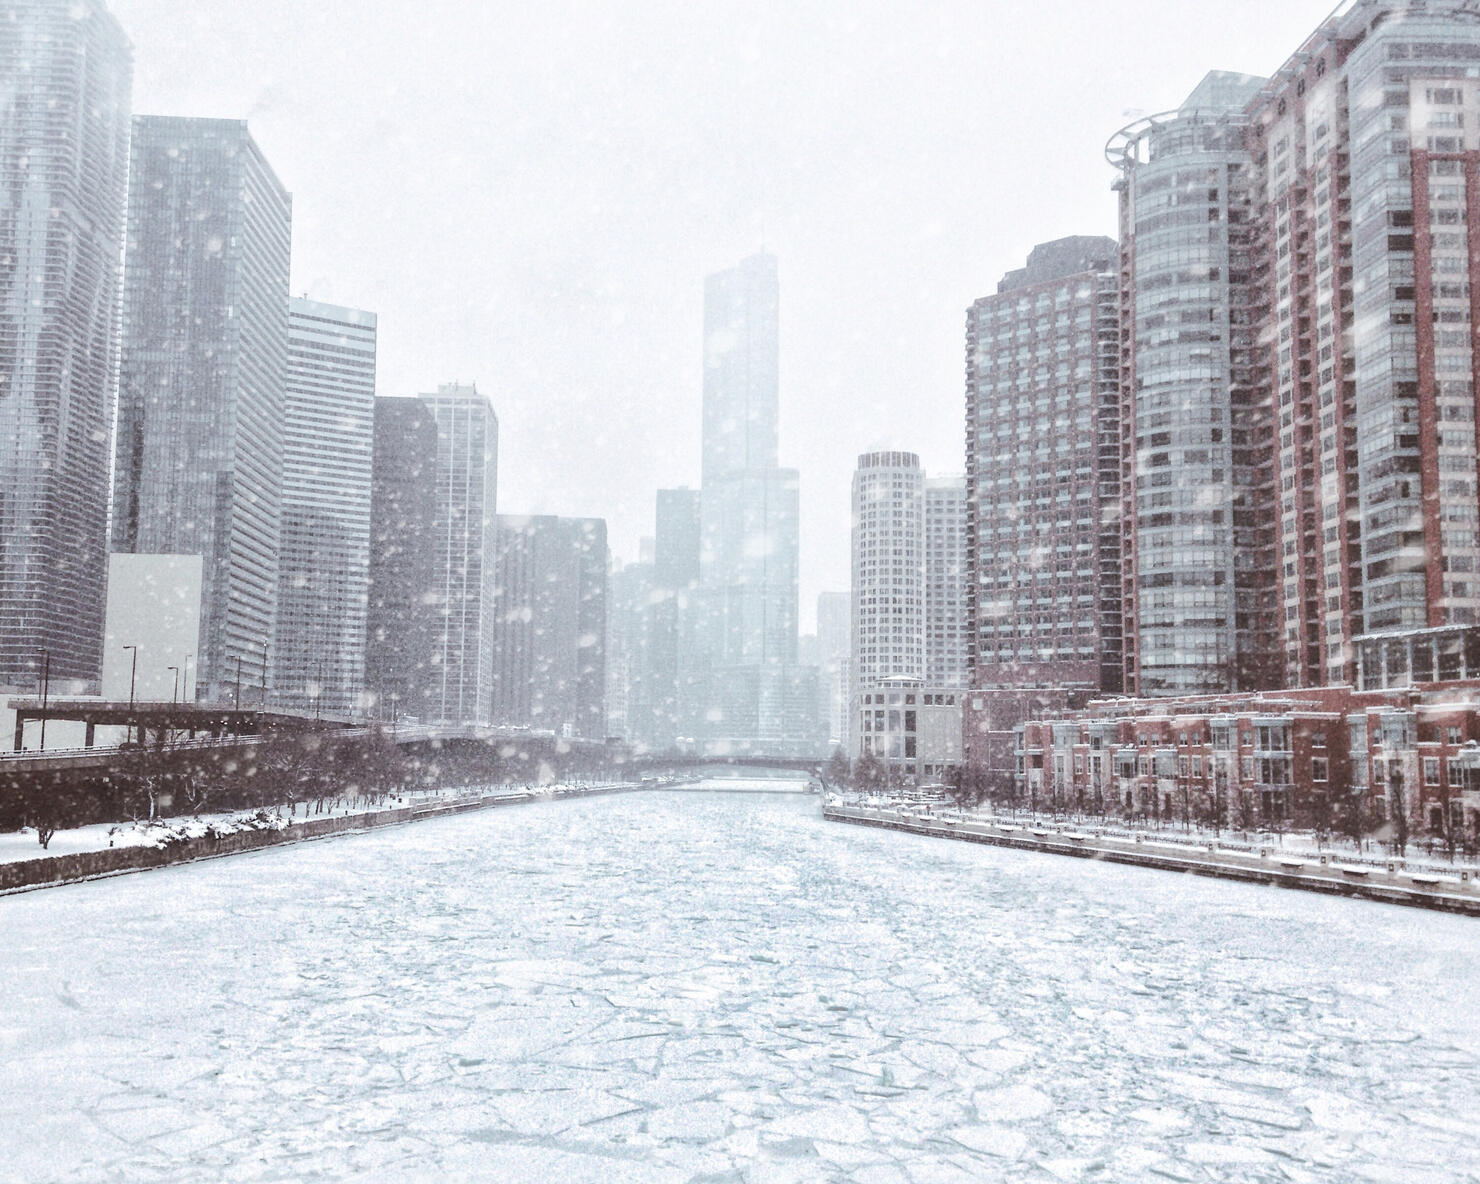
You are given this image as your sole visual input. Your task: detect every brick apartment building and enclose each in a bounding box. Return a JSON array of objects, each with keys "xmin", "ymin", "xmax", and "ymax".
[{"xmin": 1016, "ymin": 626, "xmax": 1480, "ymax": 847}]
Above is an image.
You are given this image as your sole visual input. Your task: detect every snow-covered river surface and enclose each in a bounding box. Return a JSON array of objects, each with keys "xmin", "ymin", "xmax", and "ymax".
[{"xmin": 3, "ymin": 787, "xmax": 1479, "ymax": 1182}]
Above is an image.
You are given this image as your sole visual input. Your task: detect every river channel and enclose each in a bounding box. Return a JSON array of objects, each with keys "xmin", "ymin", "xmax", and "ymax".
[{"xmin": 2, "ymin": 786, "xmax": 1477, "ymax": 1181}]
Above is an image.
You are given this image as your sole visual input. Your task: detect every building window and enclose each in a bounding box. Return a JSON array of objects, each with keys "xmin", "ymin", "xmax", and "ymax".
[
  {"xmin": 1311, "ymin": 757, "xmax": 1328, "ymax": 783},
  {"xmin": 1424, "ymin": 757, "xmax": 1440, "ymax": 786}
]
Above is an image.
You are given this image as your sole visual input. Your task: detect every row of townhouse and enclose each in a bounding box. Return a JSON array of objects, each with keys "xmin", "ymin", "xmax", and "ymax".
[{"xmin": 1016, "ymin": 682, "xmax": 1480, "ymax": 847}]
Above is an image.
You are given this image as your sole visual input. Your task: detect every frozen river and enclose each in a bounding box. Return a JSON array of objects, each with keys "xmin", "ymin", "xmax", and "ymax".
[{"xmin": 3, "ymin": 787, "xmax": 1479, "ymax": 1182}]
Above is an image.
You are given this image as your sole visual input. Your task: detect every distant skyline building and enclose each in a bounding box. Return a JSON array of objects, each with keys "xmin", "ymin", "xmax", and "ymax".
[
  {"xmin": 366, "ymin": 397, "xmax": 441, "ymax": 723},
  {"xmin": 816, "ymin": 590, "xmax": 850, "ymax": 750},
  {"xmin": 111, "ymin": 117, "xmax": 292, "ymax": 705},
  {"xmin": 639, "ymin": 487, "xmax": 704, "ymax": 749},
  {"xmin": 655, "ymin": 487, "xmax": 702, "ymax": 591},
  {"xmin": 699, "ymin": 254, "xmax": 799, "ymax": 673},
  {"xmin": 0, "ymin": 0, "xmax": 131, "ymax": 689},
  {"xmin": 491, "ymin": 514, "xmax": 608, "ymax": 739},
  {"xmin": 851, "ymin": 452, "xmax": 925, "ymax": 720},
  {"xmin": 1109, "ymin": 75, "xmax": 1280, "ymax": 696},
  {"xmin": 924, "ymin": 476, "xmax": 967, "ymax": 689},
  {"xmin": 701, "ymin": 254, "xmax": 779, "ymax": 487},
  {"xmin": 276, "ymin": 298, "xmax": 376, "ymax": 717},
  {"xmin": 605, "ymin": 556, "xmax": 650, "ymax": 742},
  {"xmin": 695, "ymin": 253, "xmax": 814, "ymax": 752},
  {"xmin": 965, "ymin": 237, "xmax": 1122, "ymax": 697},
  {"xmin": 419, "ymin": 383, "xmax": 498, "ymax": 724}
]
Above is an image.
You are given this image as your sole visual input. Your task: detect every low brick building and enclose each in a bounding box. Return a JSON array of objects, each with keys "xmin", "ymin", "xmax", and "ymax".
[{"xmin": 1016, "ymin": 683, "xmax": 1480, "ymax": 849}]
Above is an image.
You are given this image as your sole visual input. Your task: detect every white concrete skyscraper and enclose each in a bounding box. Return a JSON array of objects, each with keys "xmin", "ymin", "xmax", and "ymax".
[
  {"xmin": 276, "ymin": 299, "xmax": 376, "ymax": 717},
  {"xmin": 851, "ymin": 451, "xmax": 925, "ymax": 706},
  {"xmin": 0, "ymin": 0, "xmax": 131, "ymax": 688},
  {"xmin": 850, "ymin": 452, "xmax": 965, "ymax": 780},
  {"xmin": 111, "ymin": 117, "xmax": 291, "ymax": 705}
]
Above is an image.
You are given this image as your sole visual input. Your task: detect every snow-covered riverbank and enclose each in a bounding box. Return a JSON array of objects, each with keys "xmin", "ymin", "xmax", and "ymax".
[{"xmin": 0, "ymin": 782, "xmax": 641, "ymax": 893}]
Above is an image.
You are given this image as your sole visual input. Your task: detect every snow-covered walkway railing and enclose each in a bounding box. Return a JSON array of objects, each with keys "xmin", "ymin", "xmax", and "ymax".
[{"xmin": 825, "ymin": 804, "xmax": 1480, "ymax": 917}]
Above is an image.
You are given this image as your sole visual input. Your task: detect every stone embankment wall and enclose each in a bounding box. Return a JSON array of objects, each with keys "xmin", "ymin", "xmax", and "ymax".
[
  {"xmin": 826, "ymin": 806, "xmax": 1480, "ymax": 917},
  {"xmin": 0, "ymin": 785, "xmax": 644, "ymax": 897}
]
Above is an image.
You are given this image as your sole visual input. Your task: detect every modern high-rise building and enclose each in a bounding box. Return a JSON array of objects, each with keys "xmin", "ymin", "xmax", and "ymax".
[
  {"xmin": 1108, "ymin": 76, "xmax": 1281, "ymax": 696},
  {"xmin": 112, "ymin": 117, "xmax": 292, "ymax": 705},
  {"xmin": 655, "ymin": 487, "xmax": 702, "ymax": 590},
  {"xmin": 698, "ymin": 253, "xmax": 797, "ymax": 675},
  {"xmin": 638, "ymin": 488, "xmax": 704, "ymax": 749},
  {"xmin": 816, "ymin": 590, "xmax": 850, "ymax": 749},
  {"xmin": 366, "ymin": 397, "xmax": 441, "ymax": 722},
  {"xmin": 694, "ymin": 253, "xmax": 813, "ymax": 752},
  {"xmin": 1244, "ymin": 0, "xmax": 1480, "ymax": 687},
  {"xmin": 491, "ymin": 514, "xmax": 607, "ymax": 739},
  {"xmin": 702, "ymin": 254, "xmax": 779, "ymax": 487},
  {"xmin": 419, "ymin": 383, "xmax": 498, "ymax": 724},
  {"xmin": 0, "ymin": 0, "xmax": 131, "ymax": 689},
  {"xmin": 966, "ymin": 238, "xmax": 1123, "ymax": 696},
  {"xmin": 605, "ymin": 554, "xmax": 651, "ymax": 742},
  {"xmin": 924, "ymin": 476, "xmax": 967, "ymax": 689},
  {"xmin": 275, "ymin": 298, "xmax": 376, "ymax": 717},
  {"xmin": 852, "ymin": 451, "xmax": 925, "ymax": 707}
]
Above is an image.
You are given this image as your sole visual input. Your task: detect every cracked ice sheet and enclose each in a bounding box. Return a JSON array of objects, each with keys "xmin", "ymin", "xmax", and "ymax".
[{"xmin": 2, "ymin": 789, "xmax": 1480, "ymax": 1182}]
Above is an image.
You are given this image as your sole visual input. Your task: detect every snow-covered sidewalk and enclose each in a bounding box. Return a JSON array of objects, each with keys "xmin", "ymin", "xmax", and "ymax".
[
  {"xmin": 0, "ymin": 785, "xmax": 533, "ymax": 866},
  {"xmin": 836, "ymin": 794, "xmax": 1480, "ymax": 877}
]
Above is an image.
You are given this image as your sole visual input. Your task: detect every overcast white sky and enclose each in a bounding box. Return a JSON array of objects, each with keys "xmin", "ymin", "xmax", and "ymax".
[{"xmin": 111, "ymin": 0, "xmax": 1340, "ymax": 631}]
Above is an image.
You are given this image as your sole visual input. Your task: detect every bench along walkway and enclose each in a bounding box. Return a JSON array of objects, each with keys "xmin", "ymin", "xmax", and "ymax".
[
  {"xmin": 0, "ymin": 784, "xmax": 645, "ymax": 897},
  {"xmin": 825, "ymin": 804, "xmax": 1480, "ymax": 917}
]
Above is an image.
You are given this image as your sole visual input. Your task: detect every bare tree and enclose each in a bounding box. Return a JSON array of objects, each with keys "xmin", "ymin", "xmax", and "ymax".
[{"xmin": 1389, "ymin": 769, "xmax": 1410, "ymax": 857}]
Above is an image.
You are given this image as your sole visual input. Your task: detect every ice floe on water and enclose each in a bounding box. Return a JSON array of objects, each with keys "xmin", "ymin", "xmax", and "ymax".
[{"xmin": 1, "ymin": 788, "xmax": 1478, "ymax": 1182}]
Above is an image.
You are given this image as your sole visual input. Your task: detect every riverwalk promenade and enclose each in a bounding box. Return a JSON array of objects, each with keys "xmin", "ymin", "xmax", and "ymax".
[{"xmin": 825, "ymin": 803, "xmax": 1480, "ymax": 916}]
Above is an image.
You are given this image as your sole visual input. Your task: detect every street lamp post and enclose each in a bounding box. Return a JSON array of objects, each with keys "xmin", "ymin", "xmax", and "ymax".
[
  {"xmin": 236, "ymin": 656, "xmax": 243, "ymax": 712},
  {"xmin": 123, "ymin": 644, "xmax": 139, "ymax": 746},
  {"xmin": 166, "ymin": 665, "xmax": 179, "ymax": 748},
  {"xmin": 260, "ymin": 639, "xmax": 268, "ymax": 710},
  {"xmin": 183, "ymin": 653, "xmax": 192, "ymax": 705},
  {"xmin": 38, "ymin": 651, "xmax": 50, "ymax": 752}
]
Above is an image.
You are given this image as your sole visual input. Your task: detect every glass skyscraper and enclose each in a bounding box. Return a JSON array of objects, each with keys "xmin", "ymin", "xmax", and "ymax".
[
  {"xmin": 1109, "ymin": 75, "xmax": 1281, "ymax": 696},
  {"xmin": 276, "ymin": 298, "xmax": 376, "ymax": 717},
  {"xmin": 695, "ymin": 253, "xmax": 812, "ymax": 752},
  {"xmin": 111, "ymin": 117, "xmax": 291, "ymax": 705},
  {"xmin": 490, "ymin": 514, "xmax": 608, "ymax": 739},
  {"xmin": 366, "ymin": 396, "xmax": 441, "ymax": 722},
  {"xmin": 0, "ymin": 0, "xmax": 131, "ymax": 688},
  {"xmin": 418, "ymin": 383, "xmax": 498, "ymax": 725}
]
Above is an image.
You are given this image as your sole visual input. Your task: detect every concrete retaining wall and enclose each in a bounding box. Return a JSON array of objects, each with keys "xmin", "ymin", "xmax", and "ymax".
[{"xmin": 825, "ymin": 806, "xmax": 1480, "ymax": 917}]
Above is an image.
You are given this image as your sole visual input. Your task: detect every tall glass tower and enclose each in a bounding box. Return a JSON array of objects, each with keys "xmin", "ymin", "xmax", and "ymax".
[
  {"xmin": 111, "ymin": 117, "xmax": 292, "ymax": 705},
  {"xmin": 276, "ymin": 298, "xmax": 376, "ymax": 717},
  {"xmin": 695, "ymin": 253, "xmax": 808, "ymax": 752},
  {"xmin": 418, "ymin": 383, "xmax": 498, "ymax": 725},
  {"xmin": 1108, "ymin": 74, "xmax": 1280, "ymax": 696},
  {"xmin": 0, "ymin": 0, "xmax": 131, "ymax": 688}
]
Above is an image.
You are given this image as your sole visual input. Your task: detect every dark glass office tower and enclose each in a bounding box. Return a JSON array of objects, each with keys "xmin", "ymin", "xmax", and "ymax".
[
  {"xmin": 0, "ymin": 0, "xmax": 131, "ymax": 687},
  {"xmin": 111, "ymin": 117, "xmax": 291, "ymax": 704}
]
